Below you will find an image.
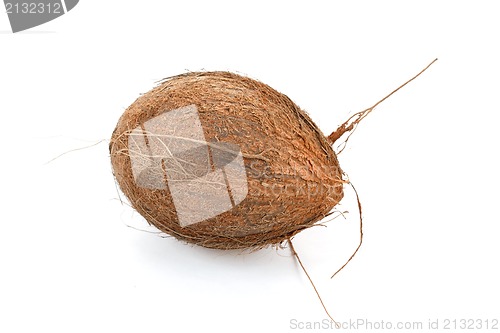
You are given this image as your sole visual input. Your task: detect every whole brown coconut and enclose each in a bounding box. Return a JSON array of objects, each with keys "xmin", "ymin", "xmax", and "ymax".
[
  {"xmin": 110, "ymin": 71, "xmax": 343, "ymax": 249},
  {"xmin": 110, "ymin": 61, "xmax": 436, "ymax": 250}
]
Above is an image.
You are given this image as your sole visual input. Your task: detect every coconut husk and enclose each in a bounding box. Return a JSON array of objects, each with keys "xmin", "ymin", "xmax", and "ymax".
[
  {"xmin": 110, "ymin": 71, "xmax": 344, "ymax": 249},
  {"xmin": 109, "ymin": 60, "xmax": 438, "ymax": 327}
]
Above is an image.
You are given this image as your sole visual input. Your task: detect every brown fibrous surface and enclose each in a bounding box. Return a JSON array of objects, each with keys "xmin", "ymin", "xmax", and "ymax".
[{"xmin": 110, "ymin": 72, "xmax": 344, "ymax": 249}]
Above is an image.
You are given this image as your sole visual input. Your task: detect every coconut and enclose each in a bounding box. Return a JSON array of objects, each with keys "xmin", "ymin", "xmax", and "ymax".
[
  {"xmin": 110, "ymin": 60, "xmax": 436, "ymax": 251},
  {"xmin": 109, "ymin": 61, "xmax": 437, "ymax": 325},
  {"xmin": 110, "ymin": 71, "xmax": 343, "ymax": 249}
]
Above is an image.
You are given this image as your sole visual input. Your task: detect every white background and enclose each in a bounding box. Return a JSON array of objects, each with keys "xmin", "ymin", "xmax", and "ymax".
[{"xmin": 1, "ymin": 1, "xmax": 499, "ymax": 332}]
